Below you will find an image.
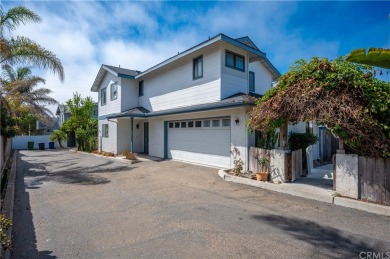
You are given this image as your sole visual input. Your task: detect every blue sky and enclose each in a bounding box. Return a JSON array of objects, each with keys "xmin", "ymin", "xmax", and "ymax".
[{"xmin": 3, "ymin": 1, "xmax": 389, "ymax": 113}]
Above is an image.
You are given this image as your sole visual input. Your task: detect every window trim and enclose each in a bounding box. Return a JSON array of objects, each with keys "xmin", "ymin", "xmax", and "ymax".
[
  {"xmin": 225, "ymin": 50, "xmax": 245, "ymax": 72},
  {"xmin": 101, "ymin": 88, "xmax": 107, "ymax": 106},
  {"xmin": 193, "ymin": 55, "xmax": 203, "ymax": 80},
  {"xmin": 110, "ymin": 82, "xmax": 118, "ymax": 101},
  {"xmin": 249, "ymin": 71, "xmax": 255, "ymax": 92},
  {"xmin": 139, "ymin": 80, "xmax": 144, "ymax": 97}
]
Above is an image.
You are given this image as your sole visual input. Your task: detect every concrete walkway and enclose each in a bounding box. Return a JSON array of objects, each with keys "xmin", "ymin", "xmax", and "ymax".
[{"xmin": 219, "ymin": 170, "xmax": 390, "ymax": 216}]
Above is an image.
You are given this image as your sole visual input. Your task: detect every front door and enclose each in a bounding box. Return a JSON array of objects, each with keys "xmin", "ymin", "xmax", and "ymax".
[{"xmin": 144, "ymin": 122, "xmax": 149, "ymax": 154}]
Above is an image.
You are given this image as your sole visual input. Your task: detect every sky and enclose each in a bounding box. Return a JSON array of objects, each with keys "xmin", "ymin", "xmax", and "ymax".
[{"xmin": 2, "ymin": 1, "xmax": 390, "ymax": 115}]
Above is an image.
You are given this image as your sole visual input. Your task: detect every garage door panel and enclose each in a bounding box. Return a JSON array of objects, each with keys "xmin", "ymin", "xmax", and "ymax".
[{"xmin": 168, "ymin": 119, "xmax": 231, "ymax": 168}]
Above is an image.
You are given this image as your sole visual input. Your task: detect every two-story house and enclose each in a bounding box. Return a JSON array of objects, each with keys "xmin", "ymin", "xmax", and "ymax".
[{"xmin": 91, "ymin": 34, "xmax": 280, "ymax": 169}]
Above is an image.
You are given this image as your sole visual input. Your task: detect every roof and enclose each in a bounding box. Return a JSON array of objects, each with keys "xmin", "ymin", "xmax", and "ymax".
[
  {"xmin": 56, "ymin": 104, "xmax": 69, "ymax": 115},
  {"xmin": 91, "ymin": 33, "xmax": 280, "ymax": 91},
  {"xmin": 101, "ymin": 93, "xmax": 258, "ymax": 120},
  {"xmin": 91, "ymin": 65, "xmax": 140, "ymax": 92}
]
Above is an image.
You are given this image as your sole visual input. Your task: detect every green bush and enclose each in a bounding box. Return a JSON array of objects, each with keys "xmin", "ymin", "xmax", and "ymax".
[{"xmin": 288, "ymin": 132, "xmax": 318, "ymax": 151}]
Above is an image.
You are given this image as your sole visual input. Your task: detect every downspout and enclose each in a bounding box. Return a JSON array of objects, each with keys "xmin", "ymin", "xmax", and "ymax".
[{"xmin": 130, "ymin": 117, "xmax": 134, "ymax": 153}]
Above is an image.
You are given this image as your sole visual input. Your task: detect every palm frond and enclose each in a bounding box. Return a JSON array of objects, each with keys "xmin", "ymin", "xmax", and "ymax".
[
  {"xmin": 0, "ymin": 6, "xmax": 41, "ymax": 34},
  {"xmin": 1, "ymin": 36, "xmax": 64, "ymax": 81}
]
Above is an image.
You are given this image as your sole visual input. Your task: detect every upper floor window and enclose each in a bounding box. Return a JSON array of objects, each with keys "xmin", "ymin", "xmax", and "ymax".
[
  {"xmin": 226, "ymin": 51, "xmax": 245, "ymax": 71},
  {"xmin": 193, "ymin": 56, "xmax": 203, "ymax": 79},
  {"xmin": 101, "ymin": 88, "xmax": 107, "ymax": 106},
  {"xmin": 139, "ymin": 80, "xmax": 144, "ymax": 96},
  {"xmin": 110, "ymin": 82, "xmax": 118, "ymax": 100},
  {"xmin": 249, "ymin": 71, "xmax": 255, "ymax": 92}
]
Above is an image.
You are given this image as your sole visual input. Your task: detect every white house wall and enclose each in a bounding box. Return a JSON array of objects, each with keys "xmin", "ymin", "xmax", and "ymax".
[
  {"xmin": 221, "ymin": 42, "xmax": 249, "ymax": 99},
  {"xmin": 248, "ymin": 60, "xmax": 273, "ymax": 95},
  {"xmin": 99, "ymin": 119, "xmax": 117, "ymax": 154},
  {"xmin": 121, "ymin": 78, "xmax": 139, "ymax": 111},
  {"xmin": 117, "ymin": 118, "xmax": 131, "ymax": 154},
  {"xmin": 98, "ymin": 73, "xmax": 121, "ymax": 115},
  {"xmin": 139, "ymin": 45, "xmax": 221, "ymax": 112}
]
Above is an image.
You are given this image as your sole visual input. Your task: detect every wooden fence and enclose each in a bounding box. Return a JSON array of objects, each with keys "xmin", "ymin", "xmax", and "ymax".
[
  {"xmin": 249, "ymin": 147, "xmax": 270, "ymax": 173},
  {"xmin": 249, "ymin": 147, "xmax": 303, "ymax": 182},
  {"xmin": 358, "ymin": 156, "xmax": 390, "ymax": 205}
]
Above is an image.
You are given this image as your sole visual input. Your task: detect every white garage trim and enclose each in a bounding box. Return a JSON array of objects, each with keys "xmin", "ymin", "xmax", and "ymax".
[{"xmin": 166, "ymin": 116, "xmax": 231, "ymax": 168}]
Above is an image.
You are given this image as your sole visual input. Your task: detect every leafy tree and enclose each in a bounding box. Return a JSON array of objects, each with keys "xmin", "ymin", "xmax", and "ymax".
[
  {"xmin": 50, "ymin": 129, "xmax": 66, "ymax": 148},
  {"xmin": 248, "ymin": 57, "xmax": 390, "ymax": 158},
  {"xmin": 62, "ymin": 93, "xmax": 97, "ymax": 152}
]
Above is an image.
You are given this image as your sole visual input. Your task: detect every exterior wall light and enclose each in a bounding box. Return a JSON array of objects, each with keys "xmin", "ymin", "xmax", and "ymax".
[
  {"xmin": 234, "ymin": 118, "xmax": 239, "ymax": 125},
  {"xmin": 136, "ymin": 123, "xmax": 139, "ymax": 129}
]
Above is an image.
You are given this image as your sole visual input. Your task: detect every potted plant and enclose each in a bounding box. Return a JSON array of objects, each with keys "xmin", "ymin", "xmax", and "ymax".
[{"xmin": 256, "ymin": 156, "xmax": 269, "ymax": 182}]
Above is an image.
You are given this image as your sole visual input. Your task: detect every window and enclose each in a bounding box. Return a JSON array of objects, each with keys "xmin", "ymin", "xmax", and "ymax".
[
  {"xmin": 181, "ymin": 122, "xmax": 187, "ymax": 128},
  {"xmin": 139, "ymin": 80, "xmax": 144, "ymax": 96},
  {"xmin": 203, "ymin": 120, "xmax": 210, "ymax": 127},
  {"xmin": 101, "ymin": 88, "xmax": 107, "ymax": 106},
  {"xmin": 110, "ymin": 82, "xmax": 118, "ymax": 100},
  {"xmin": 175, "ymin": 122, "xmax": 180, "ymax": 128},
  {"xmin": 193, "ymin": 56, "xmax": 203, "ymax": 79},
  {"xmin": 195, "ymin": 121, "xmax": 202, "ymax": 127},
  {"xmin": 225, "ymin": 51, "xmax": 245, "ymax": 71},
  {"xmin": 212, "ymin": 120, "xmax": 220, "ymax": 127},
  {"xmin": 249, "ymin": 71, "xmax": 255, "ymax": 92},
  {"xmin": 188, "ymin": 121, "xmax": 194, "ymax": 127},
  {"xmin": 222, "ymin": 119, "xmax": 230, "ymax": 127},
  {"xmin": 93, "ymin": 110, "xmax": 98, "ymax": 115},
  {"xmin": 102, "ymin": 124, "xmax": 109, "ymax": 137},
  {"xmin": 169, "ymin": 122, "xmax": 174, "ymax": 128}
]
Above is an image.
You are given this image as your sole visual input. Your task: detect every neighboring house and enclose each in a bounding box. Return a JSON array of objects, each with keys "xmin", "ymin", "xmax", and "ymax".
[
  {"xmin": 35, "ymin": 117, "xmax": 58, "ymax": 135},
  {"xmin": 55, "ymin": 103, "xmax": 98, "ymax": 147},
  {"xmin": 91, "ymin": 33, "xmax": 280, "ymax": 169}
]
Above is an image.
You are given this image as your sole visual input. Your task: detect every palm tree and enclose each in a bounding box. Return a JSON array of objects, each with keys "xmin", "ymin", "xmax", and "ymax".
[
  {"xmin": 0, "ymin": 5, "xmax": 64, "ymax": 81},
  {"xmin": 1, "ymin": 64, "xmax": 58, "ymax": 121}
]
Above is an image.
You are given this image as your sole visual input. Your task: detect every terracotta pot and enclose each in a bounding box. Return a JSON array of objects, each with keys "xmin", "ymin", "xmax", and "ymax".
[{"xmin": 256, "ymin": 172, "xmax": 269, "ymax": 182}]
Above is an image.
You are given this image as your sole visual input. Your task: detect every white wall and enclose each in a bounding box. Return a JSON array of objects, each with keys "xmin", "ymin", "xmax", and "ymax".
[
  {"xmin": 248, "ymin": 60, "xmax": 274, "ymax": 95},
  {"xmin": 12, "ymin": 135, "xmax": 64, "ymax": 149},
  {"xmin": 98, "ymin": 73, "xmax": 121, "ymax": 116},
  {"xmin": 221, "ymin": 42, "xmax": 249, "ymax": 99},
  {"xmin": 121, "ymin": 78, "xmax": 139, "ymax": 111},
  {"xmin": 99, "ymin": 119, "xmax": 117, "ymax": 154},
  {"xmin": 117, "ymin": 119, "xmax": 131, "ymax": 154},
  {"xmin": 139, "ymin": 45, "xmax": 221, "ymax": 112}
]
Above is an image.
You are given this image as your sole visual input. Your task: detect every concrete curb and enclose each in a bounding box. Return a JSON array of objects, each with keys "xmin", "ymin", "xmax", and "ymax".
[
  {"xmin": 334, "ymin": 197, "xmax": 390, "ymax": 217},
  {"xmin": 1, "ymin": 151, "xmax": 17, "ymax": 259},
  {"xmin": 218, "ymin": 169, "xmax": 389, "ymax": 217}
]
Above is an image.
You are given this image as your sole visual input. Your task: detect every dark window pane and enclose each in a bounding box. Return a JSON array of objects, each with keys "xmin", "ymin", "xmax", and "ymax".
[
  {"xmin": 169, "ymin": 122, "xmax": 174, "ymax": 128},
  {"xmin": 212, "ymin": 120, "xmax": 220, "ymax": 127},
  {"xmin": 188, "ymin": 121, "xmax": 194, "ymax": 127},
  {"xmin": 236, "ymin": 55, "xmax": 244, "ymax": 70},
  {"xmin": 203, "ymin": 120, "xmax": 210, "ymax": 127},
  {"xmin": 226, "ymin": 52, "xmax": 234, "ymax": 67},
  {"xmin": 195, "ymin": 121, "xmax": 202, "ymax": 127},
  {"xmin": 222, "ymin": 119, "xmax": 230, "ymax": 127},
  {"xmin": 249, "ymin": 71, "xmax": 255, "ymax": 92},
  {"xmin": 181, "ymin": 122, "xmax": 186, "ymax": 128},
  {"xmin": 175, "ymin": 122, "xmax": 180, "ymax": 128}
]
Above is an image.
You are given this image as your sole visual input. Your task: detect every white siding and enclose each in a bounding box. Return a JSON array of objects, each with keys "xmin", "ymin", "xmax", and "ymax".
[
  {"xmin": 248, "ymin": 60, "xmax": 274, "ymax": 95},
  {"xmin": 98, "ymin": 73, "xmax": 121, "ymax": 116},
  {"xmin": 221, "ymin": 43, "xmax": 249, "ymax": 99},
  {"xmin": 121, "ymin": 78, "xmax": 139, "ymax": 111},
  {"xmin": 139, "ymin": 45, "xmax": 221, "ymax": 112},
  {"xmin": 117, "ymin": 119, "xmax": 131, "ymax": 154},
  {"xmin": 99, "ymin": 119, "xmax": 117, "ymax": 154}
]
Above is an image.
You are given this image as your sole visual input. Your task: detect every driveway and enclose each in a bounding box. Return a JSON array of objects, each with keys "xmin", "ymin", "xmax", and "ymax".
[{"xmin": 13, "ymin": 150, "xmax": 390, "ymax": 258}]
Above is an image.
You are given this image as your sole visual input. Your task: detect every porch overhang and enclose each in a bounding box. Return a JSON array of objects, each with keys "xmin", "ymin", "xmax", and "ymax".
[{"xmin": 100, "ymin": 93, "xmax": 258, "ymax": 120}]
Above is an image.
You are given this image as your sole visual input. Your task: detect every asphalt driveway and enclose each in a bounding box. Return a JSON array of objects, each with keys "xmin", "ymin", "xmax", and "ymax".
[{"xmin": 12, "ymin": 150, "xmax": 390, "ymax": 258}]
